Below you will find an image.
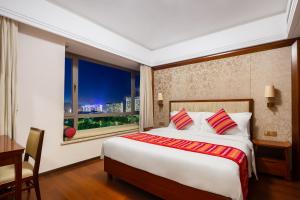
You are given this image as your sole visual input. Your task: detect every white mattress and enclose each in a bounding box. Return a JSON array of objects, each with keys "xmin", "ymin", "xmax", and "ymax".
[{"xmin": 102, "ymin": 127, "xmax": 257, "ymax": 200}]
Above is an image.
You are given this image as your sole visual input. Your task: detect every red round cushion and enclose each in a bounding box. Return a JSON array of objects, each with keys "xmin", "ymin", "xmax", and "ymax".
[{"xmin": 64, "ymin": 127, "xmax": 76, "ymax": 138}]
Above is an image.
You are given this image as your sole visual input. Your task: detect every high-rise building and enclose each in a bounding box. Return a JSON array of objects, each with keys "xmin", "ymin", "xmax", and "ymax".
[
  {"xmin": 114, "ymin": 102, "xmax": 123, "ymax": 113},
  {"xmin": 125, "ymin": 96, "xmax": 140, "ymax": 112},
  {"xmin": 80, "ymin": 104, "xmax": 103, "ymax": 113},
  {"xmin": 125, "ymin": 96, "xmax": 132, "ymax": 112},
  {"xmin": 105, "ymin": 102, "xmax": 123, "ymax": 113},
  {"xmin": 135, "ymin": 96, "xmax": 140, "ymax": 112},
  {"xmin": 95, "ymin": 104, "xmax": 103, "ymax": 112}
]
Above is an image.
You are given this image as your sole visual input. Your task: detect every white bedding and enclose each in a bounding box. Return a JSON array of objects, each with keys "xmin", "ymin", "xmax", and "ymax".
[{"xmin": 102, "ymin": 127, "xmax": 257, "ymax": 200}]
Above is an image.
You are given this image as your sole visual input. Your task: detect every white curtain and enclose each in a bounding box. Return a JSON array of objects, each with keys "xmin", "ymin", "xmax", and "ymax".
[
  {"xmin": 139, "ymin": 65, "xmax": 154, "ymax": 131},
  {"xmin": 0, "ymin": 17, "xmax": 18, "ymax": 138}
]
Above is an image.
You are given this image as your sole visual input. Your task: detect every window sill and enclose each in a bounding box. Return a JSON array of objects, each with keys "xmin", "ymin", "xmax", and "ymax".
[{"xmin": 62, "ymin": 124, "xmax": 139, "ymax": 145}]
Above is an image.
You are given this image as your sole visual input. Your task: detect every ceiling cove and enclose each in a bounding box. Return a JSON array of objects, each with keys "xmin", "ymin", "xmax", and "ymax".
[{"xmin": 0, "ymin": 0, "xmax": 296, "ymax": 66}]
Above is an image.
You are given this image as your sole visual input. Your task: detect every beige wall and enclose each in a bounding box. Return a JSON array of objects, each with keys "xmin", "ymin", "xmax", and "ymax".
[
  {"xmin": 153, "ymin": 47, "xmax": 292, "ymax": 142},
  {"xmin": 16, "ymin": 26, "xmax": 108, "ymax": 173}
]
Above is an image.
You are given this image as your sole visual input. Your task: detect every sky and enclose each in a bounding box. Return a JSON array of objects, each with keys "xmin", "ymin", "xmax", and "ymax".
[{"xmin": 64, "ymin": 58, "xmax": 139, "ymax": 106}]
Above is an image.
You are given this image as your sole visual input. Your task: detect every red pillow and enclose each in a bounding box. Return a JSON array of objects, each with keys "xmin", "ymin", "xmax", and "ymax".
[
  {"xmin": 206, "ymin": 108, "xmax": 237, "ymax": 134},
  {"xmin": 64, "ymin": 127, "xmax": 76, "ymax": 138},
  {"xmin": 170, "ymin": 108, "xmax": 193, "ymax": 130}
]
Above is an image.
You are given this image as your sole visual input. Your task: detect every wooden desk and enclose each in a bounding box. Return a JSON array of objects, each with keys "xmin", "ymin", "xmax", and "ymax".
[{"xmin": 0, "ymin": 135, "xmax": 25, "ymax": 200}]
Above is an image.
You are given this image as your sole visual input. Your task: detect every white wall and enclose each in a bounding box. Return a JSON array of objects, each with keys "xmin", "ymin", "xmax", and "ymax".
[{"xmin": 16, "ymin": 27, "xmax": 107, "ymax": 173}]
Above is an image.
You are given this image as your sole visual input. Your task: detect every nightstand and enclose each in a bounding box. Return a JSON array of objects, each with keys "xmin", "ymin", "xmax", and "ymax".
[
  {"xmin": 253, "ymin": 139, "xmax": 292, "ymax": 180},
  {"xmin": 143, "ymin": 127, "xmax": 153, "ymax": 131}
]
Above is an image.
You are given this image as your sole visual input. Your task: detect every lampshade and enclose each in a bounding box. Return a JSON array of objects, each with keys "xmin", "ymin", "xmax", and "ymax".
[
  {"xmin": 158, "ymin": 93, "xmax": 163, "ymax": 101},
  {"xmin": 264, "ymin": 85, "xmax": 275, "ymax": 98}
]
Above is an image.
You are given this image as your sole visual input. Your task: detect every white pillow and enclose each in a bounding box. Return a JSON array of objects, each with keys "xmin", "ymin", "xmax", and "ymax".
[
  {"xmin": 198, "ymin": 112, "xmax": 217, "ymax": 134},
  {"xmin": 168, "ymin": 111, "xmax": 202, "ymax": 130},
  {"xmin": 227, "ymin": 112, "xmax": 252, "ymax": 137},
  {"xmin": 199, "ymin": 112, "xmax": 252, "ymax": 137}
]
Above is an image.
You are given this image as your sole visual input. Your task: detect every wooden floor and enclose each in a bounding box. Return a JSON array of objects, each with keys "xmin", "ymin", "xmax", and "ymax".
[{"xmin": 16, "ymin": 159, "xmax": 300, "ymax": 200}]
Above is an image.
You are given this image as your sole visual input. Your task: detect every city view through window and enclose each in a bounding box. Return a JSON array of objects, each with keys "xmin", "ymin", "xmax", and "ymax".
[{"xmin": 64, "ymin": 56, "xmax": 140, "ymax": 137}]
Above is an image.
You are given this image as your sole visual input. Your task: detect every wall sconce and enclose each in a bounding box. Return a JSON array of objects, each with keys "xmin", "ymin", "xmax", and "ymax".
[
  {"xmin": 265, "ymin": 85, "xmax": 275, "ymax": 107},
  {"xmin": 158, "ymin": 93, "xmax": 163, "ymax": 106}
]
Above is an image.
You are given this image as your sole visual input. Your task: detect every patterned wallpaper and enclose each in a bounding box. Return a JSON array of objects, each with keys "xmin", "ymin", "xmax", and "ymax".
[{"xmin": 153, "ymin": 47, "xmax": 292, "ymax": 142}]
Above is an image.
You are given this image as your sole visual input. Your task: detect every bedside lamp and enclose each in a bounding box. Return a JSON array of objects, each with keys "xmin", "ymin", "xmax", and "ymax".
[
  {"xmin": 158, "ymin": 93, "xmax": 163, "ymax": 106},
  {"xmin": 265, "ymin": 85, "xmax": 275, "ymax": 107}
]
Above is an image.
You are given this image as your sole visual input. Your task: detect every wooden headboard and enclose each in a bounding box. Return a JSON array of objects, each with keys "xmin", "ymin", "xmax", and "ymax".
[{"xmin": 169, "ymin": 99, "xmax": 254, "ymax": 139}]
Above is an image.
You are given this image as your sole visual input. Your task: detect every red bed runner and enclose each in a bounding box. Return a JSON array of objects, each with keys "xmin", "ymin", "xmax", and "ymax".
[{"xmin": 121, "ymin": 132, "xmax": 248, "ymax": 200}]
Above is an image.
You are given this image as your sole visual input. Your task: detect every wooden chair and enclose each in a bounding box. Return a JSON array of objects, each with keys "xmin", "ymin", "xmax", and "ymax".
[{"xmin": 0, "ymin": 127, "xmax": 44, "ymax": 200}]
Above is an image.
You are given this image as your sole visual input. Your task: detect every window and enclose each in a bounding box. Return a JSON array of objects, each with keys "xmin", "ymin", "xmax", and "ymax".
[
  {"xmin": 64, "ymin": 55, "xmax": 140, "ymax": 142},
  {"xmin": 78, "ymin": 115, "xmax": 139, "ymax": 130},
  {"xmin": 64, "ymin": 58, "xmax": 73, "ymax": 114},
  {"xmin": 135, "ymin": 74, "xmax": 140, "ymax": 112},
  {"xmin": 78, "ymin": 59, "xmax": 132, "ymax": 114}
]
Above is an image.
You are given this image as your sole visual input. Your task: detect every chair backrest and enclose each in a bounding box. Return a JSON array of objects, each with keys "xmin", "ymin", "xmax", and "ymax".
[{"xmin": 25, "ymin": 127, "xmax": 44, "ymax": 175}]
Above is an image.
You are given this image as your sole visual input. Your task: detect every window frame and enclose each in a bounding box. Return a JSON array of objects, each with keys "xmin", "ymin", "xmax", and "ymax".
[{"xmin": 64, "ymin": 53, "xmax": 139, "ymax": 130}]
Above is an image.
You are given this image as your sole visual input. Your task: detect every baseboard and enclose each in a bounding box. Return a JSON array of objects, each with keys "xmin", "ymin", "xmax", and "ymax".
[{"xmin": 39, "ymin": 156, "xmax": 101, "ymax": 176}]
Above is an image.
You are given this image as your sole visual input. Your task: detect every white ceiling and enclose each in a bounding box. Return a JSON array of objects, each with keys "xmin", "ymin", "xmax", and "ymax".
[
  {"xmin": 1, "ymin": 0, "xmax": 294, "ymax": 66},
  {"xmin": 19, "ymin": 23, "xmax": 140, "ymax": 70},
  {"xmin": 47, "ymin": 0, "xmax": 288, "ymax": 50},
  {"xmin": 65, "ymin": 40, "xmax": 140, "ymax": 70}
]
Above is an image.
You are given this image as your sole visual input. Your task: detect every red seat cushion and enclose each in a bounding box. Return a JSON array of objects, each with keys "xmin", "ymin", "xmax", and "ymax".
[
  {"xmin": 170, "ymin": 108, "xmax": 193, "ymax": 130},
  {"xmin": 64, "ymin": 127, "xmax": 76, "ymax": 138},
  {"xmin": 206, "ymin": 108, "xmax": 237, "ymax": 134}
]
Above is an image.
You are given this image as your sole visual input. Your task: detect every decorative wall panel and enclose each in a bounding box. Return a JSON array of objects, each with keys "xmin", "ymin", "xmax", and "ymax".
[{"xmin": 153, "ymin": 47, "xmax": 292, "ymax": 142}]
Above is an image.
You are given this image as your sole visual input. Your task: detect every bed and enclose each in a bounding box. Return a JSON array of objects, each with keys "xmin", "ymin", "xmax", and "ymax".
[{"xmin": 102, "ymin": 99, "xmax": 256, "ymax": 200}]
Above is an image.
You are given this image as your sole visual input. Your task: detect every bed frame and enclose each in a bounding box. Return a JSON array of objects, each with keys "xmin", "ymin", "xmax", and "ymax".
[{"xmin": 104, "ymin": 99, "xmax": 254, "ymax": 200}]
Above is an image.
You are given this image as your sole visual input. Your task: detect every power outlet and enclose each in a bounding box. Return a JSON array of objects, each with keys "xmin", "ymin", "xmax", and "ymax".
[{"xmin": 264, "ymin": 131, "xmax": 277, "ymax": 137}]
